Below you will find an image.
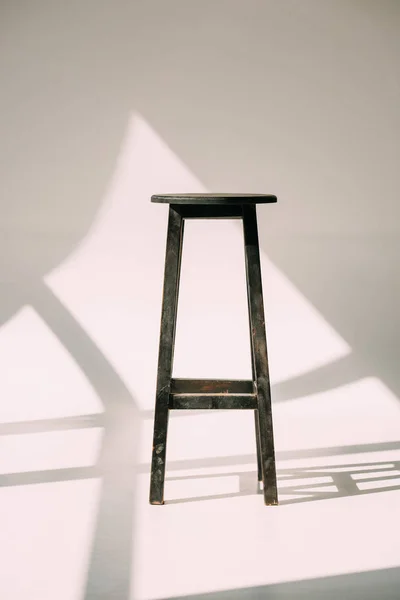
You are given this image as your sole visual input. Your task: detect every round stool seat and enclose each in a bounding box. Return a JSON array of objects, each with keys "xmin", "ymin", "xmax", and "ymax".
[{"xmin": 151, "ymin": 193, "xmax": 277, "ymax": 205}]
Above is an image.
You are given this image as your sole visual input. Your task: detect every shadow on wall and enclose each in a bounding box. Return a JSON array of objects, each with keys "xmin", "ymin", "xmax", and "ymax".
[
  {"xmin": 0, "ymin": 281, "xmax": 139, "ymax": 599},
  {"xmin": 4, "ymin": 0, "xmax": 399, "ymax": 402},
  {"xmin": 1, "ymin": 1, "xmax": 399, "ymax": 390},
  {"xmin": 1, "ymin": 3, "xmax": 142, "ymax": 597},
  {"xmin": 128, "ymin": 0, "xmax": 400, "ymax": 404}
]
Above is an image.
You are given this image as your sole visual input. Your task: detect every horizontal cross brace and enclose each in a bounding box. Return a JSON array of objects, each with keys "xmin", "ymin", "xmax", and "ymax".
[
  {"xmin": 171, "ymin": 378, "xmax": 254, "ymax": 394},
  {"xmin": 169, "ymin": 394, "xmax": 258, "ymax": 410},
  {"xmin": 172, "ymin": 204, "xmax": 243, "ymax": 219}
]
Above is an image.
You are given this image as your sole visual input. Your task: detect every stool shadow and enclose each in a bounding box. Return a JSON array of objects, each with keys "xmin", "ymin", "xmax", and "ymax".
[
  {"xmin": 0, "ymin": 281, "xmax": 139, "ymax": 600},
  {"xmin": 162, "ymin": 565, "xmax": 400, "ymax": 600},
  {"xmin": 164, "ymin": 459, "xmax": 400, "ymax": 506}
]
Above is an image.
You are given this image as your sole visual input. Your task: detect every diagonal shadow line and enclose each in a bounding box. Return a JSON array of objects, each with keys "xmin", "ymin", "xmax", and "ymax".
[
  {"xmin": 0, "ymin": 352, "xmax": 375, "ymax": 440},
  {"xmin": 6, "ymin": 461, "xmax": 400, "ymax": 508},
  {"xmin": 0, "ymin": 408, "xmax": 233, "ymax": 438},
  {"xmin": 271, "ymin": 482, "xmax": 400, "ymax": 506},
  {"xmin": 0, "ymin": 465, "xmax": 101, "ymax": 487},
  {"xmin": 161, "ymin": 565, "xmax": 400, "ymax": 599},
  {"xmin": 278, "ymin": 461, "xmax": 397, "ymax": 475},
  {"xmin": 165, "ymin": 491, "xmax": 261, "ymax": 505},
  {"xmin": 0, "ymin": 414, "xmax": 106, "ymax": 436},
  {"xmin": 165, "ymin": 482, "xmax": 400, "ymax": 506},
  {"xmin": 28, "ymin": 281, "xmax": 136, "ymax": 413},
  {"xmin": 3, "ymin": 442, "xmax": 399, "ymax": 490},
  {"xmin": 164, "ymin": 459, "xmax": 400, "ymax": 506},
  {"xmin": 272, "ymin": 353, "xmax": 368, "ymax": 403},
  {"xmin": 135, "ymin": 440, "xmax": 400, "ymax": 474},
  {"xmin": 3, "ymin": 282, "xmax": 400, "ymax": 596},
  {"xmin": 165, "ymin": 470, "xmax": 400, "ymax": 488},
  {"xmin": 4, "ymin": 444, "xmax": 400, "ymax": 493},
  {"xmin": 27, "ymin": 280, "xmax": 139, "ymax": 600}
]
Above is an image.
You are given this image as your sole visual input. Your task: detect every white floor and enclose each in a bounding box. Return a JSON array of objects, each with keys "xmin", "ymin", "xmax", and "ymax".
[
  {"xmin": 1, "ymin": 382, "xmax": 400, "ymax": 600},
  {"xmin": 1, "ymin": 115, "xmax": 399, "ymax": 599}
]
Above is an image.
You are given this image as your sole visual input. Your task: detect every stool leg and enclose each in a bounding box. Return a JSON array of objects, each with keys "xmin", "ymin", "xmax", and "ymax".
[
  {"xmin": 150, "ymin": 206, "xmax": 184, "ymax": 505},
  {"xmin": 254, "ymin": 412, "xmax": 263, "ymax": 482},
  {"xmin": 245, "ymin": 254, "xmax": 263, "ymax": 482},
  {"xmin": 242, "ymin": 204, "xmax": 278, "ymax": 505}
]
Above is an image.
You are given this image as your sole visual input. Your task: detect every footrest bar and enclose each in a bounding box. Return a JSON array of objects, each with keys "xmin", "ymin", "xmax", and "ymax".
[
  {"xmin": 171, "ymin": 378, "xmax": 254, "ymax": 395},
  {"xmin": 169, "ymin": 394, "xmax": 257, "ymax": 410}
]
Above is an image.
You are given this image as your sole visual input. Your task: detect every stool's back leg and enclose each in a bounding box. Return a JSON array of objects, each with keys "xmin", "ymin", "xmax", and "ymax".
[
  {"xmin": 242, "ymin": 204, "xmax": 278, "ymax": 505},
  {"xmin": 150, "ymin": 206, "xmax": 184, "ymax": 505},
  {"xmin": 254, "ymin": 410, "xmax": 263, "ymax": 482},
  {"xmin": 244, "ymin": 235, "xmax": 263, "ymax": 482}
]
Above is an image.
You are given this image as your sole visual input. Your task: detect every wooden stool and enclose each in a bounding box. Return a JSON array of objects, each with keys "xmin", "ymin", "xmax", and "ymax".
[{"xmin": 149, "ymin": 194, "xmax": 278, "ymax": 506}]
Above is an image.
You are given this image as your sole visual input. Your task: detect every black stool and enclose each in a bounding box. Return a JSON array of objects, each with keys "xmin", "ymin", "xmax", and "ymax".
[{"xmin": 150, "ymin": 194, "xmax": 278, "ymax": 506}]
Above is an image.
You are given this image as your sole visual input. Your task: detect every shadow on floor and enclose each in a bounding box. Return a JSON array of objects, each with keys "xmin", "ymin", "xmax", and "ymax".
[
  {"xmin": 164, "ymin": 457, "xmax": 400, "ymax": 506},
  {"xmin": 162, "ymin": 565, "xmax": 400, "ymax": 600},
  {"xmin": 2, "ymin": 283, "xmax": 400, "ymax": 596},
  {"xmin": 0, "ymin": 282, "xmax": 139, "ymax": 600}
]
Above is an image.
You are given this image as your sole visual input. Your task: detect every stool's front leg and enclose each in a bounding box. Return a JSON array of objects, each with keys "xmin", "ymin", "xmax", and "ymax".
[
  {"xmin": 150, "ymin": 206, "xmax": 184, "ymax": 505},
  {"xmin": 243, "ymin": 204, "xmax": 278, "ymax": 506}
]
